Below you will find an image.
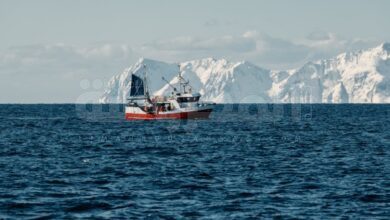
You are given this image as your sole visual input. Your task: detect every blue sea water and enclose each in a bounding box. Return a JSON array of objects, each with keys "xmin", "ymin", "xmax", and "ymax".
[{"xmin": 0, "ymin": 104, "xmax": 389, "ymax": 219}]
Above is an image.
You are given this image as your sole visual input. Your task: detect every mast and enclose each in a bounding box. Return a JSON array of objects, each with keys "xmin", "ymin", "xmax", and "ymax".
[
  {"xmin": 178, "ymin": 64, "xmax": 182, "ymax": 93},
  {"xmin": 143, "ymin": 64, "xmax": 147, "ymax": 98},
  {"xmin": 178, "ymin": 64, "xmax": 188, "ymax": 94},
  {"xmin": 143, "ymin": 64, "xmax": 152, "ymax": 103},
  {"xmin": 177, "ymin": 64, "xmax": 191, "ymax": 94}
]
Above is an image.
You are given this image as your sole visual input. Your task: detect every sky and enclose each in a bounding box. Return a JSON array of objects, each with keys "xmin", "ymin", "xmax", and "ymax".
[{"xmin": 0, "ymin": 0, "xmax": 389, "ymax": 103}]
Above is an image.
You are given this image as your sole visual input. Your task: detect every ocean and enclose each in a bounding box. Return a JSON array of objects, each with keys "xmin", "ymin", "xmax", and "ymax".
[{"xmin": 0, "ymin": 104, "xmax": 389, "ymax": 219}]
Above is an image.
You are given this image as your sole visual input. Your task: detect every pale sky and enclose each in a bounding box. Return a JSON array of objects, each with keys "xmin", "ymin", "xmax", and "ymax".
[{"xmin": 0, "ymin": 0, "xmax": 389, "ymax": 103}]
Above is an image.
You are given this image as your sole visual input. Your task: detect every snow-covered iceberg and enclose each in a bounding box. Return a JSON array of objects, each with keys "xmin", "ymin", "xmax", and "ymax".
[{"xmin": 100, "ymin": 43, "xmax": 390, "ymax": 103}]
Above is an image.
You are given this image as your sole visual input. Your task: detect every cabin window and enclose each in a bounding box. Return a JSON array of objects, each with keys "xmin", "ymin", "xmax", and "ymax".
[{"xmin": 177, "ymin": 96, "xmax": 200, "ymax": 103}]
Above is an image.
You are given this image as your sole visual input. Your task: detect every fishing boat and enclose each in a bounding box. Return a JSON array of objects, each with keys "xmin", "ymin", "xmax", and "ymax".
[{"xmin": 125, "ymin": 65, "xmax": 215, "ymax": 120}]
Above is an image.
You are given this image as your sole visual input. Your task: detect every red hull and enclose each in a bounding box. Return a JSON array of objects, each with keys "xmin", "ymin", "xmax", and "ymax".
[{"xmin": 125, "ymin": 109, "xmax": 212, "ymax": 120}]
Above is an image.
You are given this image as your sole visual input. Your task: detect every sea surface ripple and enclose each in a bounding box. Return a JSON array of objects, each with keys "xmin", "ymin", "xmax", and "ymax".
[{"xmin": 0, "ymin": 104, "xmax": 389, "ymax": 219}]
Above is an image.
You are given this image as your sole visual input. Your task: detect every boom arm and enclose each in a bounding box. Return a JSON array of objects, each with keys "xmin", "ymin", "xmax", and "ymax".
[{"xmin": 162, "ymin": 77, "xmax": 177, "ymax": 92}]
